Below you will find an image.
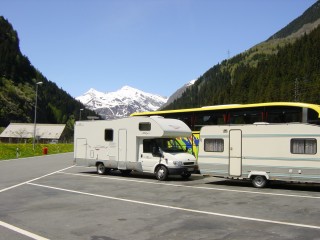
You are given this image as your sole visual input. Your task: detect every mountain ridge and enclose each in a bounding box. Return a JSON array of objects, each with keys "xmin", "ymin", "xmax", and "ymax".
[{"xmin": 76, "ymin": 86, "xmax": 168, "ymax": 119}]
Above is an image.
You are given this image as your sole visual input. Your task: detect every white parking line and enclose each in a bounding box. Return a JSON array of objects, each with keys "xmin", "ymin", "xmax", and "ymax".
[
  {"xmin": 27, "ymin": 182, "xmax": 320, "ymax": 230},
  {"xmin": 0, "ymin": 220, "xmax": 49, "ymax": 240},
  {"xmin": 59, "ymin": 172, "xmax": 320, "ymax": 199},
  {"xmin": 0, "ymin": 166, "xmax": 74, "ymax": 193}
]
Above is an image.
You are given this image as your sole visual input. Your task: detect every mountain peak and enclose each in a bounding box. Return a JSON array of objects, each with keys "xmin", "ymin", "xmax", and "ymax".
[
  {"xmin": 76, "ymin": 86, "xmax": 168, "ymax": 119},
  {"xmin": 120, "ymin": 85, "xmax": 136, "ymax": 91}
]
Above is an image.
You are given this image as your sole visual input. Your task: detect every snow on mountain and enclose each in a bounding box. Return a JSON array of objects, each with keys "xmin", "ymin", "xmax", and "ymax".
[
  {"xmin": 160, "ymin": 79, "xmax": 197, "ymax": 109},
  {"xmin": 76, "ymin": 86, "xmax": 168, "ymax": 119},
  {"xmin": 187, "ymin": 79, "xmax": 196, "ymax": 86}
]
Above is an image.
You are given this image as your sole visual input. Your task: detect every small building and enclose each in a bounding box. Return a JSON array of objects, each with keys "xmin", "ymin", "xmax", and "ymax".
[{"xmin": 0, "ymin": 123, "xmax": 66, "ymax": 143}]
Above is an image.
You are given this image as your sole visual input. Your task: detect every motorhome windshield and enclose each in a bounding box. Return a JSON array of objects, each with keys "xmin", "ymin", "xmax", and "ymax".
[{"xmin": 155, "ymin": 138, "xmax": 185, "ymax": 153}]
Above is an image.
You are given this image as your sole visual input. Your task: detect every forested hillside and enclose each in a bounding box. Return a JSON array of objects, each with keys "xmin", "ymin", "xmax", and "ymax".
[
  {"xmin": 164, "ymin": 2, "xmax": 320, "ymax": 110},
  {"xmin": 0, "ymin": 16, "xmax": 96, "ymax": 138}
]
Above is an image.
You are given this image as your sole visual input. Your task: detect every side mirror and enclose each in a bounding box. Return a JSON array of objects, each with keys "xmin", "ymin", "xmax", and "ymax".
[{"xmin": 152, "ymin": 147, "xmax": 163, "ymax": 157}]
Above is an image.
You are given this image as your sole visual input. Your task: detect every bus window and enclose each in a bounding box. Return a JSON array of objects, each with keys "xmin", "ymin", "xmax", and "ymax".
[
  {"xmin": 266, "ymin": 107, "xmax": 301, "ymax": 123},
  {"xmin": 229, "ymin": 109, "xmax": 263, "ymax": 124},
  {"xmin": 285, "ymin": 111, "xmax": 301, "ymax": 122},
  {"xmin": 194, "ymin": 111, "xmax": 225, "ymax": 130},
  {"xmin": 307, "ymin": 109, "xmax": 320, "ymax": 125}
]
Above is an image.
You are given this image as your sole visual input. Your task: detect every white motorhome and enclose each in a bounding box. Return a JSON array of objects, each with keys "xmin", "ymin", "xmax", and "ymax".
[
  {"xmin": 198, "ymin": 123, "xmax": 320, "ymax": 187},
  {"xmin": 74, "ymin": 116, "xmax": 198, "ymax": 180}
]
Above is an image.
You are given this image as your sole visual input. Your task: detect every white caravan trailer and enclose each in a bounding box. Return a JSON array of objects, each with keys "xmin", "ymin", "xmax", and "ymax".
[
  {"xmin": 74, "ymin": 116, "xmax": 198, "ymax": 180},
  {"xmin": 198, "ymin": 123, "xmax": 320, "ymax": 187}
]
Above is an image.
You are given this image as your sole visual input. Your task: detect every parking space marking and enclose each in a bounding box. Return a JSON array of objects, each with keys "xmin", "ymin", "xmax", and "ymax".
[
  {"xmin": 0, "ymin": 220, "xmax": 49, "ymax": 240},
  {"xmin": 0, "ymin": 166, "xmax": 74, "ymax": 193},
  {"xmin": 28, "ymin": 182, "xmax": 320, "ymax": 230},
  {"xmin": 59, "ymin": 172, "xmax": 320, "ymax": 199}
]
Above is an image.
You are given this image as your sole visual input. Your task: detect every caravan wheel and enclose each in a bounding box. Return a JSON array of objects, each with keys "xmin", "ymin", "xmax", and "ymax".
[
  {"xmin": 251, "ymin": 175, "xmax": 267, "ymax": 188},
  {"xmin": 155, "ymin": 166, "xmax": 168, "ymax": 181}
]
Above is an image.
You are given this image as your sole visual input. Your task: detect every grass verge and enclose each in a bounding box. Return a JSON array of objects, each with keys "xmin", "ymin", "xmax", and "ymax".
[{"xmin": 0, "ymin": 143, "xmax": 73, "ymax": 160}]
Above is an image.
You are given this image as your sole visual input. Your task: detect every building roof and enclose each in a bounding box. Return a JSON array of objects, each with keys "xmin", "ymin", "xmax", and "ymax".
[{"xmin": 0, "ymin": 123, "xmax": 66, "ymax": 139}]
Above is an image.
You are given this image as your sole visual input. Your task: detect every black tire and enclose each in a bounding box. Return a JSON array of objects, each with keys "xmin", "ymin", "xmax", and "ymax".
[
  {"xmin": 252, "ymin": 175, "xmax": 267, "ymax": 188},
  {"xmin": 120, "ymin": 169, "xmax": 132, "ymax": 176},
  {"xmin": 181, "ymin": 171, "xmax": 191, "ymax": 179},
  {"xmin": 97, "ymin": 163, "xmax": 106, "ymax": 175},
  {"xmin": 155, "ymin": 166, "xmax": 168, "ymax": 181}
]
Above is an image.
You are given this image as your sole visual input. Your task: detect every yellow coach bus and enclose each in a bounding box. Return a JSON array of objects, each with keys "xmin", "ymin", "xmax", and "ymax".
[{"xmin": 131, "ymin": 102, "xmax": 320, "ymax": 156}]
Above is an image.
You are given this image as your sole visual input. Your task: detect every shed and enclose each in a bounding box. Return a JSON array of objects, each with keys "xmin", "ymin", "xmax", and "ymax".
[{"xmin": 0, "ymin": 123, "xmax": 66, "ymax": 143}]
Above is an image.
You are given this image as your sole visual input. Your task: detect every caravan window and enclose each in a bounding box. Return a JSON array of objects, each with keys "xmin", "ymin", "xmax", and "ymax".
[
  {"xmin": 291, "ymin": 138, "xmax": 317, "ymax": 154},
  {"xmin": 139, "ymin": 122, "xmax": 151, "ymax": 131},
  {"xmin": 204, "ymin": 139, "xmax": 224, "ymax": 152},
  {"xmin": 105, "ymin": 129, "xmax": 113, "ymax": 141}
]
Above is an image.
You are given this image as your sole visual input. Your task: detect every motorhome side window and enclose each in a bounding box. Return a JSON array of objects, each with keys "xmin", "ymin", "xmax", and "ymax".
[
  {"xmin": 204, "ymin": 139, "xmax": 224, "ymax": 152},
  {"xmin": 291, "ymin": 138, "xmax": 317, "ymax": 154},
  {"xmin": 139, "ymin": 122, "xmax": 151, "ymax": 131},
  {"xmin": 105, "ymin": 129, "xmax": 113, "ymax": 141}
]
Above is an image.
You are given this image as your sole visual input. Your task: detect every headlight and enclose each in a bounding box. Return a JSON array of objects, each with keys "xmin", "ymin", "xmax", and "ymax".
[{"xmin": 173, "ymin": 161, "xmax": 183, "ymax": 166}]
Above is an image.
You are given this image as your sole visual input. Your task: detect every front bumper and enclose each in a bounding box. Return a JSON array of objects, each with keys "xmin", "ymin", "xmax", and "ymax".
[{"xmin": 167, "ymin": 165, "xmax": 199, "ymax": 175}]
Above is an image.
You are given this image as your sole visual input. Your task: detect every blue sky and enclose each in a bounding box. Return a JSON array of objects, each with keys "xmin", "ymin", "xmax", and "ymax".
[{"xmin": 1, "ymin": 0, "xmax": 317, "ymax": 98}]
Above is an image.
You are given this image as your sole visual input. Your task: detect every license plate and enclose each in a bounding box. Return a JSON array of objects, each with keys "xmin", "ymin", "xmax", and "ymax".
[{"xmin": 187, "ymin": 168, "xmax": 194, "ymax": 171}]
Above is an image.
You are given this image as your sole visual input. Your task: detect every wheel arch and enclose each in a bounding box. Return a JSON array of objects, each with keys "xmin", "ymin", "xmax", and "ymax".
[
  {"xmin": 248, "ymin": 171, "xmax": 270, "ymax": 180},
  {"xmin": 96, "ymin": 161, "xmax": 103, "ymax": 167}
]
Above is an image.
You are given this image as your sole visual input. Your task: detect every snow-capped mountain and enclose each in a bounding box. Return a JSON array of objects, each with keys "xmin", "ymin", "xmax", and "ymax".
[{"xmin": 76, "ymin": 86, "xmax": 168, "ymax": 119}]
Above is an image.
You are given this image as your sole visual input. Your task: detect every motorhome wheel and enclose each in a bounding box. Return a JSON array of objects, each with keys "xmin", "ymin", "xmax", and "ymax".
[
  {"xmin": 156, "ymin": 166, "xmax": 168, "ymax": 181},
  {"xmin": 97, "ymin": 163, "xmax": 106, "ymax": 175},
  {"xmin": 251, "ymin": 175, "xmax": 267, "ymax": 188}
]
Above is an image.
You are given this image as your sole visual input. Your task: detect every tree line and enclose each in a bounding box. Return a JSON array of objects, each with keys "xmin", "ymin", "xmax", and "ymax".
[
  {"xmin": 164, "ymin": 25, "xmax": 320, "ymax": 110},
  {"xmin": 0, "ymin": 16, "xmax": 97, "ymax": 140}
]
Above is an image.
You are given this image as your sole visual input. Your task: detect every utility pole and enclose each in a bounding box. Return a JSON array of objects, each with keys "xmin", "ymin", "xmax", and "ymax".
[{"xmin": 33, "ymin": 81, "xmax": 43, "ymax": 150}]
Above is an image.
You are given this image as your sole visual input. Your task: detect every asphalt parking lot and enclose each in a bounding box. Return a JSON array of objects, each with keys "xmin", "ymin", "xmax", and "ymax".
[{"xmin": 1, "ymin": 153, "xmax": 320, "ymax": 240}]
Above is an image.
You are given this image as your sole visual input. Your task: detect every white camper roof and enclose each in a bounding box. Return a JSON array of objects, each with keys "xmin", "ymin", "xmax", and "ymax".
[{"xmin": 148, "ymin": 116, "xmax": 191, "ymax": 137}]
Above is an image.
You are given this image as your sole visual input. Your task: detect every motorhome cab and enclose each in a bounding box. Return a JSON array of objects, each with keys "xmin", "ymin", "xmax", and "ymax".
[
  {"xmin": 198, "ymin": 123, "xmax": 320, "ymax": 187},
  {"xmin": 74, "ymin": 116, "xmax": 198, "ymax": 180}
]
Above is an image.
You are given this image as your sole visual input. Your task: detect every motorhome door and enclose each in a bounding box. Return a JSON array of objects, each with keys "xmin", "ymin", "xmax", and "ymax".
[
  {"xmin": 229, "ymin": 129, "xmax": 242, "ymax": 176},
  {"xmin": 118, "ymin": 129, "xmax": 127, "ymax": 169},
  {"xmin": 75, "ymin": 138, "xmax": 87, "ymax": 165}
]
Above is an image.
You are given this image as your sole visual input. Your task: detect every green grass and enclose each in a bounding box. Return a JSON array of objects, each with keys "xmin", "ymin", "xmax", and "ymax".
[{"xmin": 0, "ymin": 143, "xmax": 73, "ymax": 160}]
